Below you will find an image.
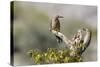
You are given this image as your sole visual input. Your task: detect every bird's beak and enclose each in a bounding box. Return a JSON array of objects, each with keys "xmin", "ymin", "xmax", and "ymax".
[{"xmin": 59, "ymin": 16, "xmax": 64, "ymax": 18}]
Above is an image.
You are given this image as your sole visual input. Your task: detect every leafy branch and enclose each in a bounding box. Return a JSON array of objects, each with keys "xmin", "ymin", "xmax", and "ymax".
[{"xmin": 27, "ymin": 48, "xmax": 83, "ymax": 64}]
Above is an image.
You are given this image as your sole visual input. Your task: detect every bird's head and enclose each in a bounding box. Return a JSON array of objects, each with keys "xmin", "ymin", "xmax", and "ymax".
[{"xmin": 55, "ymin": 15, "xmax": 64, "ymax": 19}]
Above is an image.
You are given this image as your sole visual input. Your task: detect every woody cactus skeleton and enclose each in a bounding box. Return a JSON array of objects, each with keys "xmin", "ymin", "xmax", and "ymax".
[
  {"xmin": 50, "ymin": 15, "xmax": 92, "ymax": 57},
  {"xmin": 27, "ymin": 15, "xmax": 92, "ymax": 64}
]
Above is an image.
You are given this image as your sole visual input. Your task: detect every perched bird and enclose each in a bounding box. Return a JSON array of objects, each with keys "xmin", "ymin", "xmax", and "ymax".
[
  {"xmin": 50, "ymin": 15, "xmax": 63, "ymax": 43},
  {"xmin": 80, "ymin": 28, "xmax": 92, "ymax": 53}
]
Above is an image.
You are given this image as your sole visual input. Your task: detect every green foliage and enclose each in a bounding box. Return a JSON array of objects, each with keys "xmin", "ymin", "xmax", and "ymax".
[{"xmin": 27, "ymin": 48, "xmax": 83, "ymax": 64}]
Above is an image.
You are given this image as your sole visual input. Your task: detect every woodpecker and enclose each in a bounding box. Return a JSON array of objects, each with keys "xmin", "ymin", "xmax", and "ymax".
[{"xmin": 50, "ymin": 15, "xmax": 63, "ymax": 43}]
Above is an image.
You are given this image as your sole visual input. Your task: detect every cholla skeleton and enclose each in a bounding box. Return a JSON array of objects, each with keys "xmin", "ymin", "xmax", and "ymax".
[
  {"xmin": 71, "ymin": 29, "xmax": 83, "ymax": 45},
  {"xmin": 50, "ymin": 15, "xmax": 92, "ymax": 57}
]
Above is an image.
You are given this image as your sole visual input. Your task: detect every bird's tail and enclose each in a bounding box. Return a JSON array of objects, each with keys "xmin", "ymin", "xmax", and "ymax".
[{"xmin": 55, "ymin": 35, "xmax": 62, "ymax": 43}]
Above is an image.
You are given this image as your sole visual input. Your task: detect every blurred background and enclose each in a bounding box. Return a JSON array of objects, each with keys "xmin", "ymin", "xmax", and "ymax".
[{"xmin": 11, "ymin": 1, "xmax": 97, "ymax": 66}]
